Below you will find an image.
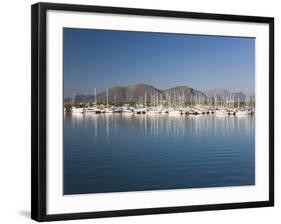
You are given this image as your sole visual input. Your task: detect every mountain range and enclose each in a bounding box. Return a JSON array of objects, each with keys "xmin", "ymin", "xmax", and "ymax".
[{"xmin": 64, "ymin": 83, "xmax": 249, "ymax": 104}]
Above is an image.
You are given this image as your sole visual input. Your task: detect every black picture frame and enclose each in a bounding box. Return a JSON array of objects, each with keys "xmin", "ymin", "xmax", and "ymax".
[{"xmin": 31, "ymin": 2, "xmax": 274, "ymax": 222}]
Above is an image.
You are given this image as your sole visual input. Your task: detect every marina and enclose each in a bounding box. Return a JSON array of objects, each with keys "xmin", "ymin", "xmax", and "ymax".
[
  {"xmin": 68, "ymin": 105, "xmax": 254, "ymax": 116},
  {"xmin": 64, "ymin": 89, "xmax": 255, "ymax": 116},
  {"xmin": 64, "ymin": 87, "xmax": 255, "ymax": 194}
]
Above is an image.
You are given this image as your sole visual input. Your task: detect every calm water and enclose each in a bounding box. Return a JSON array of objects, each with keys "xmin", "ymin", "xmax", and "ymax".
[{"xmin": 64, "ymin": 113, "xmax": 255, "ymax": 195}]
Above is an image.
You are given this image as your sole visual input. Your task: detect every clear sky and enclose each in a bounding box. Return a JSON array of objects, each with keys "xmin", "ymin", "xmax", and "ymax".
[{"xmin": 64, "ymin": 28, "xmax": 255, "ymax": 97}]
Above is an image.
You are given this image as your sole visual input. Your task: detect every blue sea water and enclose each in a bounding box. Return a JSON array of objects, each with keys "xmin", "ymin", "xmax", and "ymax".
[{"xmin": 64, "ymin": 113, "xmax": 255, "ymax": 195}]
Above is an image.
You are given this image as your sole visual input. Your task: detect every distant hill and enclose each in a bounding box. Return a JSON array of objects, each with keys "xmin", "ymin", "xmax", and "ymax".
[
  {"xmin": 64, "ymin": 84, "xmax": 250, "ymax": 104},
  {"xmin": 162, "ymin": 86, "xmax": 205, "ymax": 104},
  {"xmin": 206, "ymin": 89, "xmax": 231, "ymax": 97},
  {"xmin": 206, "ymin": 89, "xmax": 247, "ymax": 101},
  {"xmin": 97, "ymin": 84, "xmax": 162, "ymax": 105}
]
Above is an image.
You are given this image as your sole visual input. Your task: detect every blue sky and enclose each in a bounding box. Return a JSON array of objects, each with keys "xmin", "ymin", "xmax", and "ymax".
[{"xmin": 64, "ymin": 28, "xmax": 255, "ymax": 97}]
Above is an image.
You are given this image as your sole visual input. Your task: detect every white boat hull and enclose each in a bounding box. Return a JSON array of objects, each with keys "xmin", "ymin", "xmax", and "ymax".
[
  {"xmin": 236, "ymin": 110, "xmax": 252, "ymax": 115},
  {"xmin": 72, "ymin": 107, "xmax": 84, "ymax": 113},
  {"xmin": 168, "ymin": 111, "xmax": 182, "ymax": 115},
  {"xmin": 215, "ymin": 111, "xmax": 228, "ymax": 116}
]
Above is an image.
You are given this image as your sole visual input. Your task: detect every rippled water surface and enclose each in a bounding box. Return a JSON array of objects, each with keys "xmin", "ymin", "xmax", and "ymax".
[{"xmin": 64, "ymin": 113, "xmax": 255, "ymax": 195}]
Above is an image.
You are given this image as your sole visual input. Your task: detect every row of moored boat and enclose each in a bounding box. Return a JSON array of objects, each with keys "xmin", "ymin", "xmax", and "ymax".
[{"xmin": 67, "ymin": 105, "xmax": 253, "ymax": 116}]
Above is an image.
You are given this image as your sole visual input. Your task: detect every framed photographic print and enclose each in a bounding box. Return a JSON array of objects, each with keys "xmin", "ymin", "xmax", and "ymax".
[{"xmin": 31, "ymin": 2, "xmax": 274, "ymax": 222}]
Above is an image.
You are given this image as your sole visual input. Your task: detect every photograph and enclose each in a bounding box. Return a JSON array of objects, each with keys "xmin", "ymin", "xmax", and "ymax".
[{"xmin": 63, "ymin": 28, "xmax": 256, "ymax": 195}]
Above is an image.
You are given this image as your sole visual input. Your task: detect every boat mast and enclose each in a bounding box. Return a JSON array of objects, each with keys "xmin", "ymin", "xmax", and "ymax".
[
  {"xmin": 94, "ymin": 88, "xmax": 97, "ymax": 105},
  {"xmin": 173, "ymin": 91, "xmax": 176, "ymax": 108},
  {"xmin": 246, "ymin": 94, "xmax": 249, "ymax": 108},
  {"xmin": 144, "ymin": 92, "xmax": 147, "ymax": 109},
  {"xmin": 84, "ymin": 94, "xmax": 86, "ymax": 107},
  {"xmin": 106, "ymin": 88, "xmax": 109, "ymax": 108},
  {"xmin": 72, "ymin": 91, "xmax": 75, "ymax": 105},
  {"xmin": 156, "ymin": 92, "xmax": 159, "ymax": 107},
  {"xmin": 238, "ymin": 96, "xmax": 240, "ymax": 110},
  {"xmin": 182, "ymin": 89, "xmax": 185, "ymax": 107},
  {"xmin": 214, "ymin": 94, "xmax": 217, "ymax": 108}
]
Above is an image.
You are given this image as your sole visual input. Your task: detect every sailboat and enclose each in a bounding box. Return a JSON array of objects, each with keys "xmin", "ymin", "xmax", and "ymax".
[
  {"xmin": 215, "ymin": 109, "xmax": 228, "ymax": 116},
  {"xmin": 147, "ymin": 92, "xmax": 162, "ymax": 114},
  {"xmin": 71, "ymin": 91, "xmax": 85, "ymax": 113},
  {"xmin": 236, "ymin": 110, "xmax": 252, "ymax": 115},
  {"xmin": 168, "ymin": 109, "xmax": 182, "ymax": 115},
  {"xmin": 235, "ymin": 95, "xmax": 252, "ymax": 115},
  {"xmin": 84, "ymin": 88, "xmax": 101, "ymax": 113},
  {"xmin": 104, "ymin": 89, "xmax": 114, "ymax": 113}
]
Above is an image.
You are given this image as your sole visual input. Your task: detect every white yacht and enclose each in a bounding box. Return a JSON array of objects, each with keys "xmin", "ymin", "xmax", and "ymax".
[
  {"xmin": 71, "ymin": 106, "xmax": 84, "ymax": 113},
  {"xmin": 161, "ymin": 108, "xmax": 169, "ymax": 114},
  {"xmin": 236, "ymin": 110, "xmax": 252, "ymax": 116},
  {"xmin": 122, "ymin": 108, "xmax": 133, "ymax": 114},
  {"xmin": 104, "ymin": 108, "xmax": 115, "ymax": 113},
  {"xmin": 85, "ymin": 107, "xmax": 101, "ymax": 113},
  {"xmin": 114, "ymin": 107, "xmax": 123, "ymax": 113},
  {"xmin": 227, "ymin": 110, "xmax": 236, "ymax": 115},
  {"xmin": 168, "ymin": 109, "xmax": 182, "ymax": 115},
  {"xmin": 147, "ymin": 109, "xmax": 161, "ymax": 114},
  {"xmin": 215, "ymin": 110, "xmax": 228, "ymax": 116}
]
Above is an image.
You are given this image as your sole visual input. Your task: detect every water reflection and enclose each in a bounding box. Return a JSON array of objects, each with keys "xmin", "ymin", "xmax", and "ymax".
[
  {"xmin": 65, "ymin": 113, "xmax": 255, "ymax": 142},
  {"xmin": 64, "ymin": 113, "xmax": 255, "ymax": 194}
]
